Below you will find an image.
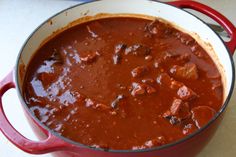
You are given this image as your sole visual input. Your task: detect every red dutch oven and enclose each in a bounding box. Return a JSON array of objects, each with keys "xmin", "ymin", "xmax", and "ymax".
[{"xmin": 0, "ymin": 0, "xmax": 236, "ymax": 157}]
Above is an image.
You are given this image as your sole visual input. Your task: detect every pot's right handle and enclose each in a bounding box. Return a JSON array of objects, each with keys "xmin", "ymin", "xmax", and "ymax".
[{"xmin": 167, "ymin": 1, "xmax": 236, "ymax": 54}]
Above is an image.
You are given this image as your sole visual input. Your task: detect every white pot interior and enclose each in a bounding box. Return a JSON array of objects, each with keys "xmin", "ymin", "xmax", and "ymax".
[{"xmin": 17, "ymin": 0, "xmax": 233, "ymax": 105}]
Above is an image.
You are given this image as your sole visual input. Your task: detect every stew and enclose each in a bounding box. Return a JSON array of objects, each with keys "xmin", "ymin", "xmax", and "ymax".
[{"xmin": 23, "ymin": 16, "xmax": 223, "ymax": 150}]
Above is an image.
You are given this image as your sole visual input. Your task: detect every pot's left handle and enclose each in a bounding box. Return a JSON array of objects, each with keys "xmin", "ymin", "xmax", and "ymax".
[
  {"xmin": 167, "ymin": 0, "xmax": 236, "ymax": 54},
  {"xmin": 0, "ymin": 71, "xmax": 69, "ymax": 154}
]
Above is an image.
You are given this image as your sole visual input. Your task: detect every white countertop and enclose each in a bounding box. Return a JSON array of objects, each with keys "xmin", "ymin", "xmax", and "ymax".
[{"xmin": 0, "ymin": 0, "xmax": 235, "ymax": 157}]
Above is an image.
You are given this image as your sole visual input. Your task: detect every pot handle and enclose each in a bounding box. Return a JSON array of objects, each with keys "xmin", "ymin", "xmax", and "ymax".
[
  {"xmin": 0, "ymin": 71, "xmax": 70, "ymax": 154},
  {"xmin": 167, "ymin": 0, "xmax": 236, "ymax": 54}
]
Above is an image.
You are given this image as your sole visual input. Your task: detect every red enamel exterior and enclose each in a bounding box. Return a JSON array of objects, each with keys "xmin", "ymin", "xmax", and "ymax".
[{"xmin": 0, "ymin": 1, "xmax": 235, "ymax": 157}]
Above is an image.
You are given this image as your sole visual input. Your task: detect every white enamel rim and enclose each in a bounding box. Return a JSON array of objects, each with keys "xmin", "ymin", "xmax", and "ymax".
[{"xmin": 14, "ymin": 0, "xmax": 235, "ymax": 153}]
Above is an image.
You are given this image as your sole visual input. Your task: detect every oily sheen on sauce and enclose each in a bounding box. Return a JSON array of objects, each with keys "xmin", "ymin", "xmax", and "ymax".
[{"xmin": 23, "ymin": 17, "xmax": 223, "ymax": 150}]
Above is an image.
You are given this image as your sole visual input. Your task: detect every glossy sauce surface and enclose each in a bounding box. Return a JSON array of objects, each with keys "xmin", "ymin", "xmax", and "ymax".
[{"xmin": 23, "ymin": 17, "xmax": 223, "ymax": 150}]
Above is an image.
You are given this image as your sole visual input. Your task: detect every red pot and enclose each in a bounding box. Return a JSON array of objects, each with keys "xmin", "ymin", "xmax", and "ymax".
[{"xmin": 0, "ymin": 1, "xmax": 236, "ymax": 157}]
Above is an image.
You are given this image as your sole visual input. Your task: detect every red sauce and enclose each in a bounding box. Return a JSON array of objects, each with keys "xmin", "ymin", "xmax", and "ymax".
[{"xmin": 23, "ymin": 17, "xmax": 223, "ymax": 150}]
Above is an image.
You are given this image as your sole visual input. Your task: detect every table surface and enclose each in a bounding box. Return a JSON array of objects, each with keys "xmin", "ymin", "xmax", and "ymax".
[{"xmin": 0, "ymin": 0, "xmax": 235, "ymax": 157}]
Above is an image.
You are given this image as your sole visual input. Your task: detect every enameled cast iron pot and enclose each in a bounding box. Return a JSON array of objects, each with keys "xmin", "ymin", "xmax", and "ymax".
[{"xmin": 0, "ymin": 0, "xmax": 236, "ymax": 157}]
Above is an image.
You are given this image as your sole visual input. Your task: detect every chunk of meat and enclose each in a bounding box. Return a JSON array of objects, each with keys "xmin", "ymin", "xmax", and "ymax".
[
  {"xmin": 170, "ymin": 63, "xmax": 199, "ymax": 80},
  {"xmin": 177, "ymin": 85, "xmax": 197, "ymax": 101},
  {"xmin": 156, "ymin": 52, "xmax": 191, "ymax": 66},
  {"xmin": 156, "ymin": 73, "xmax": 183, "ymax": 89},
  {"xmin": 144, "ymin": 19, "xmax": 173, "ymax": 37},
  {"xmin": 162, "ymin": 112, "xmax": 181, "ymax": 125},
  {"xmin": 157, "ymin": 73, "xmax": 198, "ymax": 101},
  {"xmin": 170, "ymin": 99, "xmax": 183, "ymax": 115},
  {"xmin": 131, "ymin": 82, "xmax": 156, "ymax": 96},
  {"xmin": 113, "ymin": 43, "xmax": 127, "ymax": 64},
  {"xmin": 169, "ymin": 116, "xmax": 180, "ymax": 125},
  {"xmin": 131, "ymin": 66, "xmax": 148, "ymax": 78},
  {"xmin": 125, "ymin": 44, "xmax": 151, "ymax": 56},
  {"xmin": 170, "ymin": 99, "xmax": 190, "ymax": 119},
  {"xmin": 182, "ymin": 123, "xmax": 198, "ymax": 135},
  {"xmin": 115, "ymin": 43, "xmax": 127, "ymax": 54},
  {"xmin": 80, "ymin": 52, "xmax": 99, "ymax": 64},
  {"xmin": 111, "ymin": 94, "xmax": 125, "ymax": 109},
  {"xmin": 131, "ymin": 82, "xmax": 146, "ymax": 96},
  {"xmin": 163, "ymin": 98, "xmax": 191, "ymax": 125},
  {"xmin": 191, "ymin": 106, "xmax": 216, "ymax": 129},
  {"xmin": 163, "ymin": 111, "xmax": 180, "ymax": 125},
  {"xmin": 162, "ymin": 110, "xmax": 172, "ymax": 119},
  {"xmin": 113, "ymin": 53, "xmax": 121, "ymax": 65}
]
